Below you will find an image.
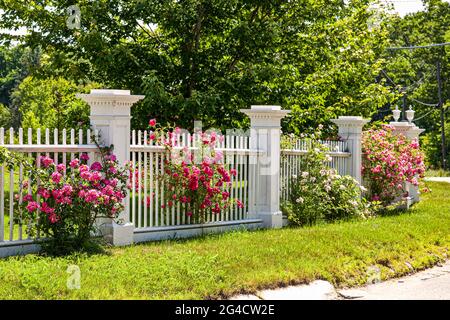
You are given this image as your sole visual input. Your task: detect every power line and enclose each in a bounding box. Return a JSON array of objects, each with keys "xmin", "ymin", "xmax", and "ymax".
[
  {"xmin": 409, "ymin": 97, "xmax": 438, "ymax": 107},
  {"xmin": 414, "ymin": 108, "xmax": 436, "ymax": 121}
]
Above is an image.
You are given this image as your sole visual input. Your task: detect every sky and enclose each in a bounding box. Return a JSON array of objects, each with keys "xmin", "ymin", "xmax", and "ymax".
[
  {"xmin": 386, "ymin": 0, "xmax": 425, "ymax": 16},
  {"xmin": 385, "ymin": 0, "xmax": 449, "ymax": 16}
]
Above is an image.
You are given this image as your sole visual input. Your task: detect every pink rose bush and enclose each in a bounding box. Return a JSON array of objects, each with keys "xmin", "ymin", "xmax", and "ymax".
[
  {"xmin": 362, "ymin": 125, "xmax": 425, "ymax": 205},
  {"xmin": 144, "ymin": 119, "xmax": 242, "ymax": 223},
  {"xmin": 16, "ymin": 150, "xmax": 130, "ymax": 253}
]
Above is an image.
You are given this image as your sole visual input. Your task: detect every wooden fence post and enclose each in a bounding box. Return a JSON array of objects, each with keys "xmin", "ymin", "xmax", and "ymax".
[
  {"xmin": 389, "ymin": 121, "xmax": 425, "ymax": 204},
  {"xmin": 77, "ymin": 89, "xmax": 144, "ymax": 246},
  {"xmin": 331, "ymin": 116, "xmax": 369, "ymax": 185},
  {"xmin": 240, "ymin": 105, "xmax": 290, "ymax": 228}
]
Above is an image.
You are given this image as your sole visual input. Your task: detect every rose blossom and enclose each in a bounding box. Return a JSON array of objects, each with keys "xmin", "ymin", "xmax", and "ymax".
[
  {"xmin": 26, "ymin": 201, "xmax": 40, "ymax": 212},
  {"xmin": 80, "ymin": 153, "xmax": 90, "ymax": 161},
  {"xmin": 51, "ymin": 172, "xmax": 62, "ymax": 184},
  {"xmin": 40, "ymin": 156, "xmax": 54, "ymax": 168},
  {"xmin": 90, "ymin": 162, "xmax": 103, "ymax": 171},
  {"xmin": 69, "ymin": 158, "xmax": 80, "ymax": 168}
]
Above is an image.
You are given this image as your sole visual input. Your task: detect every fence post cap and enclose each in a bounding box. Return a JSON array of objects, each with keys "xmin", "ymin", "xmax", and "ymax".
[
  {"xmin": 240, "ymin": 105, "xmax": 290, "ymax": 119},
  {"xmin": 76, "ymin": 89, "xmax": 145, "ymax": 106},
  {"xmin": 90, "ymin": 89, "xmax": 131, "ymax": 95},
  {"xmin": 250, "ymin": 105, "xmax": 281, "ymax": 111},
  {"xmin": 331, "ymin": 116, "xmax": 369, "ymax": 126}
]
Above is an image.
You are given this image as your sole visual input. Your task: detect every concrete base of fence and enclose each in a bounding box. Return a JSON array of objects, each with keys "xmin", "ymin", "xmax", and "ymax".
[
  {"xmin": 101, "ymin": 221, "xmax": 135, "ymax": 246},
  {"xmin": 282, "ymin": 215, "xmax": 289, "ymax": 227},
  {"xmin": 0, "ymin": 240, "xmax": 41, "ymax": 258},
  {"xmin": 259, "ymin": 211, "xmax": 283, "ymax": 229},
  {"xmin": 133, "ymin": 219, "xmax": 263, "ymax": 243}
]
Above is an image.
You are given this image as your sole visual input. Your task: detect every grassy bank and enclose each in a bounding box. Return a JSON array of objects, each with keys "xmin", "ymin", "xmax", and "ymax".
[{"xmin": 0, "ymin": 181, "xmax": 449, "ymax": 299}]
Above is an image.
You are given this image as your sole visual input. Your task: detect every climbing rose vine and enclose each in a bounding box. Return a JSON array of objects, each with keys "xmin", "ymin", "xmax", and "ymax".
[
  {"xmin": 145, "ymin": 119, "xmax": 242, "ymax": 223},
  {"xmin": 16, "ymin": 150, "xmax": 130, "ymax": 253},
  {"xmin": 362, "ymin": 125, "xmax": 425, "ymax": 205}
]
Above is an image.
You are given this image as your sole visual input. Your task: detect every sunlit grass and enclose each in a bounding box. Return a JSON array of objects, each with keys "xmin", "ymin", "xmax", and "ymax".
[
  {"xmin": 425, "ymin": 169, "xmax": 450, "ymax": 177},
  {"xmin": 0, "ymin": 181, "xmax": 449, "ymax": 299}
]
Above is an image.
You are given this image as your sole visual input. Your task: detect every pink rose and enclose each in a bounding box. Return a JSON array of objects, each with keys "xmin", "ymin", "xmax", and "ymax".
[
  {"xmin": 40, "ymin": 156, "xmax": 54, "ymax": 168},
  {"xmin": 26, "ymin": 201, "xmax": 40, "ymax": 212},
  {"xmin": 80, "ymin": 153, "xmax": 90, "ymax": 161},
  {"xmin": 106, "ymin": 154, "xmax": 117, "ymax": 161},
  {"xmin": 51, "ymin": 172, "xmax": 62, "ymax": 184},
  {"xmin": 69, "ymin": 158, "xmax": 80, "ymax": 168},
  {"xmin": 90, "ymin": 162, "xmax": 103, "ymax": 171}
]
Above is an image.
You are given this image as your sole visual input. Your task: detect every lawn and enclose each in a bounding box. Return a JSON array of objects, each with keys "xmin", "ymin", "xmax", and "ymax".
[
  {"xmin": 425, "ymin": 169, "xmax": 450, "ymax": 177},
  {"xmin": 0, "ymin": 181, "xmax": 449, "ymax": 300}
]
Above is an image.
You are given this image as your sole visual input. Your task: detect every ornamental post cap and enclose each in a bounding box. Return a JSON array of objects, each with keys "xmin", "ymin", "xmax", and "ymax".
[
  {"xmin": 76, "ymin": 89, "xmax": 145, "ymax": 104},
  {"xmin": 89, "ymin": 89, "xmax": 131, "ymax": 96}
]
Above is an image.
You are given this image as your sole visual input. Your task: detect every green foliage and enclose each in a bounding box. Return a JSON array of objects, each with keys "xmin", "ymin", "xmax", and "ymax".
[
  {"xmin": 282, "ymin": 135, "xmax": 371, "ymax": 226},
  {"xmin": 0, "ymin": 103, "xmax": 12, "ymax": 127},
  {"xmin": 11, "ymin": 76, "xmax": 98, "ymax": 130},
  {"xmin": 384, "ymin": 0, "xmax": 450, "ymax": 167},
  {"xmin": 0, "ymin": 0, "xmax": 394, "ymax": 132},
  {"xmin": 0, "ymin": 45, "xmax": 40, "ymax": 106},
  {"xmin": 421, "ymin": 122, "xmax": 450, "ymax": 168}
]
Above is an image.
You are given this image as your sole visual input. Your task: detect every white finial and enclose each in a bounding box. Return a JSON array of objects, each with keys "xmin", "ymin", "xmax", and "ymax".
[
  {"xmin": 406, "ymin": 105, "xmax": 415, "ymax": 123},
  {"xmin": 393, "ymin": 105, "xmax": 401, "ymax": 122}
]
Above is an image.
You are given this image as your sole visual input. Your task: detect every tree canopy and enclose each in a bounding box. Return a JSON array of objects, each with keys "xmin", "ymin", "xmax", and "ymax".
[
  {"xmin": 0, "ymin": 0, "xmax": 449, "ymax": 167},
  {"xmin": 0, "ymin": 0, "xmax": 394, "ymax": 134},
  {"xmin": 384, "ymin": 0, "xmax": 450, "ymax": 167}
]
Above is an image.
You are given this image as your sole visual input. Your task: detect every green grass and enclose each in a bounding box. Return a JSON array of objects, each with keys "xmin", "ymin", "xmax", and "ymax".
[
  {"xmin": 425, "ymin": 169, "xmax": 450, "ymax": 177},
  {"xmin": 0, "ymin": 181, "xmax": 449, "ymax": 299}
]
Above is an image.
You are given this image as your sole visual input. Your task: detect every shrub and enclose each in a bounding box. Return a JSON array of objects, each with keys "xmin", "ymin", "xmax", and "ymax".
[
  {"xmin": 362, "ymin": 125, "xmax": 425, "ymax": 205},
  {"xmin": 282, "ymin": 136, "xmax": 371, "ymax": 226},
  {"xmin": 145, "ymin": 119, "xmax": 242, "ymax": 223},
  {"xmin": 14, "ymin": 148, "xmax": 130, "ymax": 254}
]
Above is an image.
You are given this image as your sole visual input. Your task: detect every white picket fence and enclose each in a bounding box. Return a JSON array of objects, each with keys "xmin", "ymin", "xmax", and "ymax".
[
  {"xmin": 0, "ymin": 126, "xmax": 349, "ymax": 247},
  {"xmin": 0, "ymin": 90, "xmax": 369, "ymax": 257},
  {"xmin": 129, "ymin": 130, "xmax": 261, "ymax": 230},
  {"xmin": 280, "ymin": 138, "xmax": 351, "ymax": 202}
]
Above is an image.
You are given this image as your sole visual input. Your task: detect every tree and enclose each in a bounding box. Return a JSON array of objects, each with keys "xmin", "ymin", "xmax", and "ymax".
[
  {"xmin": 384, "ymin": 0, "xmax": 450, "ymax": 168},
  {"xmin": 10, "ymin": 76, "xmax": 99, "ymax": 130},
  {"xmin": 0, "ymin": 44, "xmax": 40, "ymax": 126},
  {"xmin": 0, "ymin": 0, "xmax": 395, "ymax": 134},
  {"xmin": 0, "ymin": 103, "xmax": 11, "ymax": 127}
]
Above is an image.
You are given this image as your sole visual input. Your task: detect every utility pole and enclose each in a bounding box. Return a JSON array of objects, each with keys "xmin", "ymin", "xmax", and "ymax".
[
  {"xmin": 437, "ymin": 60, "xmax": 447, "ymax": 170},
  {"xmin": 402, "ymin": 91, "xmax": 407, "ymax": 122}
]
